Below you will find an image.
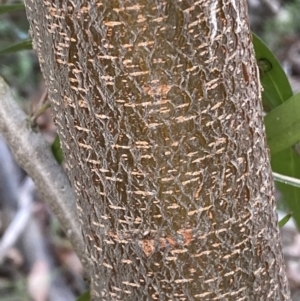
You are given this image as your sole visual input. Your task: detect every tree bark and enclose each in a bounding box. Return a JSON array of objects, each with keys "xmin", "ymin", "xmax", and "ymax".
[{"xmin": 24, "ymin": 0, "xmax": 290, "ymax": 300}]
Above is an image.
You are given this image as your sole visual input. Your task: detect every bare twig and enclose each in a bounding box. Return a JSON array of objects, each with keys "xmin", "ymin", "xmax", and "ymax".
[
  {"xmin": 30, "ymin": 102, "xmax": 51, "ymax": 127},
  {"xmin": 0, "ymin": 177, "xmax": 34, "ymax": 262},
  {"xmin": 261, "ymin": 0, "xmax": 280, "ymax": 15},
  {"xmin": 0, "ymin": 77, "xmax": 88, "ymax": 272}
]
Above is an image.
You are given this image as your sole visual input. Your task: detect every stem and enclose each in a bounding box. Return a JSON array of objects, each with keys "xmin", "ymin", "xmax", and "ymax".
[
  {"xmin": 30, "ymin": 102, "xmax": 51, "ymax": 127},
  {"xmin": 0, "ymin": 77, "xmax": 89, "ymax": 274},
  {"xmin": 273, "ymin": 172, "xmax": 300, "ymax": 189}
]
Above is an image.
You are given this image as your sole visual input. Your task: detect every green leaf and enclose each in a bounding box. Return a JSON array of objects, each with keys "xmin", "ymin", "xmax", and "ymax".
[
  {"xmin": 265, "ymin": 92, "xmax": 300, "ymax": 155},
  {"xmin": 252, "ymin": 33, "xmax": 293, "ymax": 111},
  {"xmin": 51, "ymin": 135, "xmax": 63, "ymax": 164},
  {"xmin": 76, "ymin": 290, "xmax": 90, "ymax": 301},
  {"xmin": 272, "ymin": 149, "xmax": 300, "ymax": 228},
  {"xmin": 0, "ymin": 39, "xmax": 32, "ymax": 55},
  {"xmin": 254, "ymin": 33, "xmax": 300, "ymax": 228},
  {"xmin": 0, "ymin": 3, "xmax": 25, "ymax": 15},
  {"xmin": 278, "ymin": 212, "xmax": 293, "ymax": 228}
]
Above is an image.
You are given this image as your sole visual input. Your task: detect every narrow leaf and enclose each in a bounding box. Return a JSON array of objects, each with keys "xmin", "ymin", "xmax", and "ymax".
[
  {"xmin": 76, "ymin": 290, "xmax": 90, "ymax": 301},
  {"xmin": 265, "ymin": 92, "xmax": 300, "ymax": 155},
  {"xmin": 0, "ymin": 3, "xmax": 25, "ymax": 15},
  {"xmin": 51, "ymin": 135, "xmax": 63, "ymax": 164},
  {"xmin": 254, "ymin": 34, "xmax": 300, "ymax": 228},
  {"xmin": 272, "ymin": 149, "xmax": 300, "ymax": 228},
  {"xmin": 278, "ymin": 212, "xmax": 293, "ymax": 228},
  {"xmin": 0, "ymin": 39, "xmax": 32, "ymax": 55},
  {"xmin": 252, "ymin": 33, "xmax": 293, "ymax": 111}
]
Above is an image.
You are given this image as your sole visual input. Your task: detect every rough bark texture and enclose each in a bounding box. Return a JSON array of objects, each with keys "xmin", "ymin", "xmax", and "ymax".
[
  {"xmin": 0, "ymin": 78, "xmax": 87, "ymax": 268},
  {"xmin": 24, "ymin": 0, "xmax": 290, "ymax": 300}
]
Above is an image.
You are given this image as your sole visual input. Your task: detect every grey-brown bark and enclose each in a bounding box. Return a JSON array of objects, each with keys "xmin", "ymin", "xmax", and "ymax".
[
  {"xmin": 0, "ymin": 78, "xmax": 87, "ymax": 268},
  {"xmin": 24, "ymin": 0, "xmax": 290, "ymax": 300}
]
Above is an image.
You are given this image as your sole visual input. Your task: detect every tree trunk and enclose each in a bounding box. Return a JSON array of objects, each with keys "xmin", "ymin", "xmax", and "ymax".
[{"xmin": 24, "ymin": 0, "xmax": 290, "ymax": 300}]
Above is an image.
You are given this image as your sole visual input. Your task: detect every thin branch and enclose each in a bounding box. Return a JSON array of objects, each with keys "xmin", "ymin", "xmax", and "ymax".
[
  {"xmin": 29, "ymin": 90, "xmax": 50, "ymax": 127},
  {"xmin": 0, "ymin": 177, "xmax": 34, "ymax": 262},
  {"xmin": 32, "ymin": 102, "xmax": 51, "ymax": 120},
  {"xmin": 273, "ymin": 172, "xmax": 300, "ymax": 189},
  {"xmin": 0, "ymin": 77, "xmax": 88, "ymax": 272}
]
